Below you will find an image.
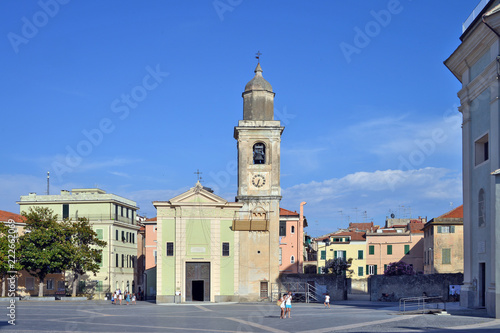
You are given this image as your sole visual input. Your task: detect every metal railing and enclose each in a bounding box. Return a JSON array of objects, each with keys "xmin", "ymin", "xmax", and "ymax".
[
  {"xmin": 399, "ymin": 296, "xmax": 446, "ymax": 314},
  {"xmin": 271, "ymin": 282, "xmax": 319, "ymax": 303}
]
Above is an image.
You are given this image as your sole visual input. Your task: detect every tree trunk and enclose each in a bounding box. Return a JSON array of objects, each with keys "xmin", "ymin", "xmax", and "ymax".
[
  {"xmin": 1, "ymin": 276, "xmax": 5, "ymax": 297},
  {"xmin": 72, "ymin": 274, "xmax": 78, "ymax": 297},
  {"xmin": 38, "ymin": 279, "xmax": 44, "ymax": 297}
]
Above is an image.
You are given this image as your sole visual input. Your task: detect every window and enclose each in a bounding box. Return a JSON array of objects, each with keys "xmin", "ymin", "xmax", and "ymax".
[
  {"xmin": 384, "ymin": 264, "xmax": 387, "ymax": 272},
  {"xmin": 46, "ymin": 279, "xmax": 54, "ymax": 290},
  {"xmin": 279, "ymin": 221, "xmax": 286, "ymax": 236},
  {"xmin": 122, "ymin": 254, "xmax": 124, "ymax": 267},
  {"xmin": 442, "ymin": 248, "xmax": 451, "ymax": 264},
  {"xmin": 26, "ymin": 277, "xmax": 34, "ymax": 290},
  {"xmin": 122, "ymin": 231, "xmax": 125, "ymax": 242},
  {"xmin": 115, "ymin": 229, "xmax": 119, "ymax": 240},
  {"xmin": 279, "ymin": 248, "xmax": 282, "ymax": 266},
  {"xmin": 154, "ymin": 250, "xmax": 157, "ymax": 265},
  {"xmin": 334, "ymin": 250, "xmax": 346, "ymax": 260},
  {"xmin": 121, "ymin": 206, "xmax": 124, "ymax": 216},
  {"xmin": 479, "ymin": 189, "xmax": 485, "ymax": 227},
  {"xmin": 115, "ymin": 205, "xmax": 118, "ymax": 220},
  {"xmin": 57, "ymin": 280, "xmax": 65, "ymax": 292},
  {"xmin": 387, "ymin": 245, "xmax": 392, "ymax": 255},
  {"xmin": 126, "ymin": 208, "xmax": 129, "ymax": 218},
  {"xmin": 404, "ymin": 245, "xmax": 410, "ymax": 255},
  {"xmin": 369, "ymin": 245, "xmax": 374, "ymax": 255},
  {"xmin": 320, "ymin": 250, "xmax": 326, "ymax": 260},
  {"xmin": 167, "ymin": 242, "xmax": 174, "ymax": 256},
  {"xmin": 358, "ymin": 266, "xmax": 363, "ymax": 277},
  {"xmin": 475, "ymin": 133, "xmax": 489, "ymax": 165},
  {"xmin": 290, "ymin": 255, "xmax": 295, "ymax": 264},
  {"xmin": 96, "ymin": 229, "xmax": 103, "ymax": 240},
  {"xmin": 358, "ymin": 250, "xmax": 363, "ymax": 259},
  {"xmin": 116, "ymin": 253, "xmax": 119, "ymax": 267},
  {"xmin": 222, "ymin": 242, "xmax": 230, "ymax": 256},
  {"xmin": 366, "ymin": 265, "xmax": 377, "ymax": 275},
  {"xmin": 132, "ymin": 233, "xmax": 135, "ymax": 244},
  {"xmin": 253, "ymin": 143, "xmax": 265, "ymax": 164},
  {"xmin": 291, "ymin": 225, "xmax": 295, "ymax": 234},
  {"xmin": 62, "ymin": 204, "xmax": 69, "ymax": 219}
]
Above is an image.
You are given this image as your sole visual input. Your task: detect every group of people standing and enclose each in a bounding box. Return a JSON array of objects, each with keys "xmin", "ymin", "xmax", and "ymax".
[
  {"xmin": 279, "ymin": 291, "xmax": 293, "ymax": 319},
  {"xmin": 111, "ymin": 289, "xmax": 136, "ymax": 305}
]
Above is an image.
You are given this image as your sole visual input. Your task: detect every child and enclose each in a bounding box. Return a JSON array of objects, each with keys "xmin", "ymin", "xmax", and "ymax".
[
  {"xmin": 132, "ymin": 293, "xmax": 136, "ymax": 305},
  {"xmin": 111, "ymin": 294, "xmax": 115, "ymax": 305},
  {"xmin": 324, "ymin": 293, "xmax": 330, "ymax": 308}
]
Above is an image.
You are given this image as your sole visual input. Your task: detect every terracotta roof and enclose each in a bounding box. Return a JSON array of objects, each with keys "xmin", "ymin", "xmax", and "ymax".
[
  {"xmin": 0, "ymin": 210, "xmax": 26, "ymax": 223},
  {"xmin": 438, "ymin": 205, "xmax": 463, "ymax": 219},
  {"xmin": 280, "ymin": 208, "xmax": 299, "ymax": 216},
  {"xmin": 146, "ymin": 217, "xmax": 157, "ymax": 221},
  {"xmin": 349, "ymin": 222, "xmax": 374, "ymax": 230},
  {"xmin": 392, "ymin": 224, "xmax": 407, "ymax": 228},
  {"xmin": 315, "ymin": 231, "xmax": 366, "ymax": 242}
]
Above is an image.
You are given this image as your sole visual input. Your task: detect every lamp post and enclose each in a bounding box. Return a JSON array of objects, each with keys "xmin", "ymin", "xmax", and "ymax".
[{"xmin": 428, "ymin": 247, "xmax": 433, "ymax": 274}]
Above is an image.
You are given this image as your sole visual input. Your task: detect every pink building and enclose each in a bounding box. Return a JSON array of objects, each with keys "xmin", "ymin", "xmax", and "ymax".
[
  {"xmin": 365, "ymin": 220, "xmax": 425, "ymax": 275},
  {"xmin": 279, "ymin": 203, "xmax": 307, "ymax": 274},
  {"xmin": 141, "ymin": 216, "xmax": 157, "ymax": 299}
]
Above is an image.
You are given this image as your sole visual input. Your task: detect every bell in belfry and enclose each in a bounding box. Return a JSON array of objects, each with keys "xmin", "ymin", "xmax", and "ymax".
[{"xmin": 253, "ymin": 144, "xmax": 265, "ymax": 164}]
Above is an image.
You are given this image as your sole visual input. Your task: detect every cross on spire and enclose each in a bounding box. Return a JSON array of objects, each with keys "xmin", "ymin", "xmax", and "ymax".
[
  {"xmin": 194, "ymin": 169, "xmax": 203, "ymax": 181},
  {"xmin": 255, "ymin": 50, "xmax": 262, "ymax": 63}
]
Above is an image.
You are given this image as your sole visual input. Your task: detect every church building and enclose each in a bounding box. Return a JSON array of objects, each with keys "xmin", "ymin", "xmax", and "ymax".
[{"xmin": 154, "ymin": 62, "xmax": 284, "ymax": 302}]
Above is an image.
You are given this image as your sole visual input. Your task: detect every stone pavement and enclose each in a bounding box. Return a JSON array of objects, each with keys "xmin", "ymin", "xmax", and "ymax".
[{"xmin": 2, "ymin": 300, "xmax": 500, "ymax": 332}]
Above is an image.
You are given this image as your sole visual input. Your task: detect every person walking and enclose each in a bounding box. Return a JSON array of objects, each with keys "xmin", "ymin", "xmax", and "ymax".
[
  {"xmin": 324, "ymin": 293, "xmax": 330, "ymax": 308},
  {"xmin": 285, "ymin": 291, "xmax": 292, "ymax": 318},
  {"xmin": 132, "ymin": 293, "xmax": 136, "ymax": 305},
  {"xmin": 279, "ymin": 293, "xmax": 287, "ymax": 319},
  {"xmin": 125, "ymin": 292, "xmax": 131, "ymax": 305},
  {"xmin": 118, "ymin": 290, "xmax": 123, "ymax": 305}
]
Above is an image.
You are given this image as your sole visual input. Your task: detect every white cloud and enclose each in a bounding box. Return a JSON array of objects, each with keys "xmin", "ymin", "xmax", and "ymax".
[{"xmin": 281, "ymin": 167, "xmax": 462, "ymax": 236}]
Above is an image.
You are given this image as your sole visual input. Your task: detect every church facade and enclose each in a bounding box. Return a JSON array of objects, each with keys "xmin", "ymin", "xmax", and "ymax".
[{"xmin": 154, "ymin": 63, "xmax": 284, "ymax": 302}]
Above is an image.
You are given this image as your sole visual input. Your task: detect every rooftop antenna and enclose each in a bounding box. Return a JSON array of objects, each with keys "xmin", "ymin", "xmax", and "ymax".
[{"xmin": 46, "ymin": 171, "xmax": 50, "ymax": 195}]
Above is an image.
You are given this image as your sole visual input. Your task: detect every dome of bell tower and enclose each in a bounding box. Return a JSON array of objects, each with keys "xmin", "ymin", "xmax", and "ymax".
[{"xmin": 242, "ymin": 63, "xmax": 275, "ymax": 121}]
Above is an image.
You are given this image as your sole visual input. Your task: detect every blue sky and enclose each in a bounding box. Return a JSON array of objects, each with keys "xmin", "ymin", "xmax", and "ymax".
[{"xmin": 0, "ymin": 0, "xmax": 476, "ymax": 236}]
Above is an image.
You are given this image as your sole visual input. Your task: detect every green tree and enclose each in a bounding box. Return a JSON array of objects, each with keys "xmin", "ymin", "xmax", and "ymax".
[
  {"xmin": 324, "ymin": 257, "xmax": 353, "ymax": 276},
  {"xmin": 0, "ymin": 222, "xmax": 22, "ymax": 297},
  {"xmin": 63, "ymin": 217, "xmax": 106, "ymax": 297},
  {"xmin": 384, "ymin": 261, "xmax": 415, "ymax": 276},
  {"xmin": 18, "ymin": 207, "xmax": 72, "ymax": 297}
]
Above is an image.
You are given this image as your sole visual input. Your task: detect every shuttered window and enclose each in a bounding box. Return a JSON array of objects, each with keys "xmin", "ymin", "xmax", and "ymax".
[
  {"xmin": 369, "ymin": 245, "xmax": 374, "ymax": 255},
  {"xmin": 442, "ymin": 248, "xmax": 451, "ymax": 264},
  {"xmin": 404, "ymin": 245, "xmax": 410, "ymax": 255},
  {"xmin": 387, "ymin": 245, "xmax": 392, "ymax": 255}
]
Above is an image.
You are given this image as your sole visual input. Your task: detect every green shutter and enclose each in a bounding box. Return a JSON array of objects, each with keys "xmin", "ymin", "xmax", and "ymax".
[
  {"xmin": 96, "ymin": 229, "xmax": 103, "ymax": 240},
  {"xmin": 318, "ymin": 267, "xmax": 322, "ymax": 274},
  {"xmin": 374, "ymin": 265, "xmax": 378, "ymax": 275},
  {"xmin": 450, "ymin": 225, "xmax": 455, "ymax": 233},
  {"xmin": 343, "ymin": 251, "xmax": 346, "ymax": 260},
  {"xmin": 369, "ymin": 245, "xmax": 374, "ymax": 255},
  {"xmin": 442, "ymin": 249, "xmax": 451, "ymax": 264},
  {"xmin": 437, "ymin": 226, "xmax": 442, "ymax": 233},
  {"xmin": 404, "ymin": 245, "xmax": 410, "ymax": 255},
  {"xmin": 387, "ymin": 245, "xmax": 392, "ymax": 255},
  {"xmin": 321, "ymin": 250, "xmax": 326, "ymax": 260},
  {"xmin": 366, "ymin": 265, "xmax": 369, "ymax": 275},
  {"xmin": 334, "ymin": 251, "xmax": 337, "ymax": 259},
  {"xmin": 358, "ymin": 250, "xmax": 363, "ymax": 259},
  {"xmin": 358, "ymin": 266, "xmax": 363, "ymax": 277},
  {"xmin": 384, "ymin": 264, "xmax": 387, "ymax": 273}
]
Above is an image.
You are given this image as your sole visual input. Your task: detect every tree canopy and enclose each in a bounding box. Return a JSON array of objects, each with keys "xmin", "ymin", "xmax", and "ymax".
[
  {"xmin": 324, "ymin": 257, "xmax": 352, "ymax": 276},
  {"xmin": 384, "ymin": 261, "xmax": 415, "ymax": 276}
]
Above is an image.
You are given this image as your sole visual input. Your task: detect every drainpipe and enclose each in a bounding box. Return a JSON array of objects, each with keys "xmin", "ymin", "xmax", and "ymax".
[{"xmin": 299, "ymin": 202, "xmax": 307, "ymax": 274}]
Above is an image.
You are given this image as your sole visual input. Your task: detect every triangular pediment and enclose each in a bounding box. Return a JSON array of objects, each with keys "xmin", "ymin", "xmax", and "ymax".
[{"xmin": 168, "ymin": 181, "xmax": 228, "ymax": 205}]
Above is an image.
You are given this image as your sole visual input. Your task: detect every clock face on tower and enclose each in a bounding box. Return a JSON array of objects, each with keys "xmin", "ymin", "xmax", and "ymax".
[{"xmin": 251, "ymin": 174, "xmax": 266, "ymax": 188}]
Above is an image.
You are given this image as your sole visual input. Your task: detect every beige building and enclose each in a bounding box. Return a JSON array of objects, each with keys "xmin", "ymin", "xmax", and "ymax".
[
  {"xmin": 423, "ymin": 205, "xmax": 464, "ymax": 274},
  {"xmin": 17, "ymin": 188, "xmax": 139, "ymax": 297}
]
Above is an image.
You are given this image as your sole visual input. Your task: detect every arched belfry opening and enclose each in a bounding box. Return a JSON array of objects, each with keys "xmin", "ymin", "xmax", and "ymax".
[{"xmin": 253, "ymin": 143, "xmax": 265, "ymax": 164}]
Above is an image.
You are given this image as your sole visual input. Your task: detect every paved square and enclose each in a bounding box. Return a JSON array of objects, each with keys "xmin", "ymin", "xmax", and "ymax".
[{"xmin": 2, "ymin": 300, "xmax": 500, "ymax": 332}]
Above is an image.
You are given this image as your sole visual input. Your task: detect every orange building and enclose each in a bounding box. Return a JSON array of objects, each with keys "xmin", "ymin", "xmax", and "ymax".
[
  {"xmin": 365, "ymin": 219, "xmax": 425, "ymax": 275},
  {"xmin": 279, "ymin": 203, "xmax": 307, "ymax": 274},
  {"xmin": 0, "ymin": 210, "xmax": 65, "ymax": 297}
]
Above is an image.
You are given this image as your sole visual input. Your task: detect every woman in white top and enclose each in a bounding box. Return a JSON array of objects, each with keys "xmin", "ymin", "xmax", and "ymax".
[
  {"xmin": 280, "ymin": 294, "xmax": 287, "ymax": 319},
  {"xmin": 285, "ymin": 292, "xmax": 292, "ymax": 318}
]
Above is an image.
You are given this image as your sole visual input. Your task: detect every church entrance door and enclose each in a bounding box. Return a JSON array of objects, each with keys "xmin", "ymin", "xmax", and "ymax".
[{"xmin": 185, "ymin": 262, "xmax": 210, "ymax": 302}]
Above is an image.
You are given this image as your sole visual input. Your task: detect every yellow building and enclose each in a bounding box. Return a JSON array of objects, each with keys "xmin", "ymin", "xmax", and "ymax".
[{"xmin": 316, "ymin": 231, "xmax": 366, "ymax": 279}]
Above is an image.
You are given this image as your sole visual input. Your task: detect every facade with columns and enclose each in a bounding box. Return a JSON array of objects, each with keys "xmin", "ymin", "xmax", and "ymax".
[
  {"xmin": 154, "ymin": 63, "xmax": 284, "ymax": 302},
  {"xmin": 445, "ymin": 0, "xmax": 500, "ymax": 317}
]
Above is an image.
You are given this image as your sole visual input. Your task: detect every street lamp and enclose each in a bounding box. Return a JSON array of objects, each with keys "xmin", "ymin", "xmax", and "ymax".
[{"xmin": 428, "ymin": 247, "xmax": 433, "ymax": 274}]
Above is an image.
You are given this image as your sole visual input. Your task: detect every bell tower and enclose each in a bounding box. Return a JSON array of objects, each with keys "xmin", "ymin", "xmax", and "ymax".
[{"xmin": 233, "ymin": 61, "xmax": 284, "ymax": 300}]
